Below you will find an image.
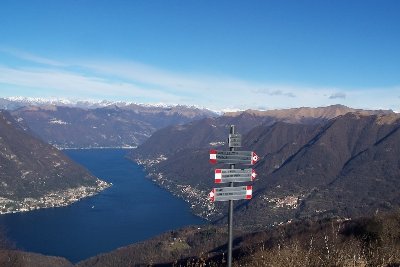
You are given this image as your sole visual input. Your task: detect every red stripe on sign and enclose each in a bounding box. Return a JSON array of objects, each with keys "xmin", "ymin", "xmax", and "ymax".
[
  {"xmin": 214, "ymin": 169, "xmax": 222, "ymax": 182},
  {"xmin": 251, "ymin": 152, "xmax": 259, "ymax": 165},
  {"xmin": 246, "ymin": 185, "xmax": 253, "ymax": 200},
  {"xmin": 251, "ymin": 169, "xmax": 257, "ymax": 181},
  {"xmin": 209, "ymin": 150, "xmax": 217, "ymax": 164},
  {"xmin": 209, "ymin": 189, "xmax": 215, "ymax": 202},
  {"xmin": 246, "ymin": 185, "xmax": 253, "ymax": 199}
]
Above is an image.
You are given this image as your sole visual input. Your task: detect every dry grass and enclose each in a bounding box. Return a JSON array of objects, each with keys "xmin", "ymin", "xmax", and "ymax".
[
  {"xmin": 234, "ymin": 215, "xmax": 400, "ymax": 267},
  {"xmin": 175, "ymin": 213, "xmax": 400, "ymax": 267}
]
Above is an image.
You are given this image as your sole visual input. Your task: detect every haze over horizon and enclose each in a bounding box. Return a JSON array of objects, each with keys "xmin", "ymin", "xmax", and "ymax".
[{"xmin": 1, "ymin": 0, "xmax": 399, "ymax": 112}]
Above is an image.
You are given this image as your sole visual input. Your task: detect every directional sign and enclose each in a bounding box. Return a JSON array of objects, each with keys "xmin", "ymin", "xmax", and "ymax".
[
  {"xmin": 209, "ymin": 186, "xmax": 252, "ymax": 202},
  {"xmin": 228, "ymin": 134, "xmax": 242, "ymax": 147},
  {"xmin": 215, "ymin": 168, "xmax": 257, "ymax": 183},
  {"xmin": 209, "ymin": 150, "xmax": 259, "ymax": 165}
]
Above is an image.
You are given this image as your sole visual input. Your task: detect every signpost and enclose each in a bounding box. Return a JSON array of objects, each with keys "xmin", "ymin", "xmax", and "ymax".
[
  {"xmin": 228, "ymin": 133, "xmax": 242, "ymax": 147},
  {"xmin": 209, "ymin": 150, "xmax": 259, "ymax": 165},
  {"xmin": 214, "ymin": 169, "xmax": 257, "ymax": 183},
  {"xmin": 209, "ymin": 186, "xmax": 252, "ymax": 201},
  {"xmin": 208, "ymin": 125, "xmax": 259, "ymax": 267}
]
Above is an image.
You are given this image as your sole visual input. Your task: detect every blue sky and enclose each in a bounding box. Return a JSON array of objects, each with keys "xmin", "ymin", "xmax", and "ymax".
[{"xmin": 0, "ymin": 0, "xmax": 399, "ymax": 111}]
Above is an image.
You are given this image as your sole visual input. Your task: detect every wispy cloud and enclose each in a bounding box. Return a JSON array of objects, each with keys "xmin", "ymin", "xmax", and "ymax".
[
  {"xmin": 253, "ymin": 88, "xmax": 296, "ymax": 98},
  {"xmin": 0, "ymin": 49, "xmax": 398, "ymax": 111},
  {"xmin": 0, "ymin": 46, "xmax": 66, "ymax": 67},
  {"xmin": 0, "ymin": 65, "xmax": 178, "ymax": 101},
  {"xmin": 329, "ymin": 92, "xmax": 346, "ymax": 99}
]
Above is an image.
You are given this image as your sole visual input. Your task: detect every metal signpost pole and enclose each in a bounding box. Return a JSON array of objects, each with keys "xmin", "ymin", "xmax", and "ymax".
[
  {"xmin": 209, "ymin": 125, "xmax": 257, "ymax": 266},
  {"xmin": 227, "ymin": 125, "xmax": 234, "ymax": 267}
]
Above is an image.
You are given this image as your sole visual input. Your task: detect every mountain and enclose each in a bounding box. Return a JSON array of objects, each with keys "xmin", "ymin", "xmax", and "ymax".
[
  {"xmin": 129, "ymin": 112, "xmax": 269, "ymax": 159},
  {"xmin": 130, "ymin": 111, "xmax": 400, "ymax": 227},
  {"xmin": 77, "ymin": 211, "xmax": 400, "ymax": 266},
  {"xmin": 230, "ymin": 112, "xmax": 400, "ymax": 227},
  {"xmin": 130, "ymin": 104, "xmax": 393, "ymax": 160},
  {"xmin": 0, "ymin": 98, "xmax": 26, "ymax": 111},
  {"xmin": 6, "ymin": 100, "xmax": 391, "ymax": 150},
  {"xmin": 11, "ymin": 104, "xmax": 216, "ymax": 149},
  {"xmin": 0, "ymin": 97, "xmax": 108, "ymax": 110},
  {"xmin": 0, "ymin": 250, "xmax": 73, "ymax": 267},
  {"xmin": 1, "ymin": 96, "xmax": 213, "ymax": 111},
  {"xmin": 0, "ymin": 110, "xmax": 109, "ymax": 214},
  {"xmin": 76, "ymin": 225, "xmax": 232, "ymax": 267},
  {"xmin": 224, "ymin": 104, "xmax": 392, "ymax": 123}
]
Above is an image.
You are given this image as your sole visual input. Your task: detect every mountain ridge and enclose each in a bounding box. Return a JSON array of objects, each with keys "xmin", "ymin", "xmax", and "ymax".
[
  {"xmin": 224, "ymin": 104, "xmax": 393, "ymax": 119},
  {"xmin": 130, "ymin": 111, "xmax": 400, "ymax": 228},
  {"xmin": 0, "ymin": 96, "xmax": 217, "ymax": 113},
  {"xmin": 3, "ymin": 98, "xmax": 395, "ymax": 150},
  {"xmin": 10, "ymin": 104, "xmax": 215, "ymax": 149},
  {"xmin": 131, "ymin": 105, "xmax": 394, "ymax": 161},
  {"xmin": 0, "ymin": 110, "xmax": 109, "ymax": 214}
]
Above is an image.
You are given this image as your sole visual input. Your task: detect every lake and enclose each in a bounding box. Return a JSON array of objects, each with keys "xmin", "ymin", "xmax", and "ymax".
[{"xmin": 0, "ymin": 149, "xmax": 205, "ymax": 263}]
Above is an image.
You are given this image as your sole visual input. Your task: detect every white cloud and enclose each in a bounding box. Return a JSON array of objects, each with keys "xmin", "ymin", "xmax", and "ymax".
[
  {"xmin": 0, "ymin": 46, "xmax": 66, "ymax": 67},
  {"xmin": 0, "ymin": 66, "xmax": 176, "ymax": 102},
  {"xmin": 329, "ymin": 92, "xmax": 346, "ymax": 99},
  {"xmin": 0, "ymin": 49, "xmax": 399, "ymax": 112},
  {"xmin": 253, "ymin": 88, "xmax": 296, "ymax": 98}
]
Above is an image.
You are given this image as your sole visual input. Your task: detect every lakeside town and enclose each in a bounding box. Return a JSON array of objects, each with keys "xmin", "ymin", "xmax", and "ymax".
[
  {"xmin": 135, "ymin": 154, "xmax": 221, "ymax": 220},
  {"xmin": 0, "ymin": 179, "xmax": 110, "ymax": 214}
]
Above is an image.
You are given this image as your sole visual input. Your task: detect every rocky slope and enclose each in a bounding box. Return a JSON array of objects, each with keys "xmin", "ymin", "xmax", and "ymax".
[{"xmin": 0, "ymin": 110, "xmax": 109, "ymax": 214}]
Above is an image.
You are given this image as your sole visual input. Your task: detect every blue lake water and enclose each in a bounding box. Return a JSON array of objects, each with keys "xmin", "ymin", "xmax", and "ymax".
[{"xmin": 0, "ymin": 149, "xmax": 205, "ymax": 263}]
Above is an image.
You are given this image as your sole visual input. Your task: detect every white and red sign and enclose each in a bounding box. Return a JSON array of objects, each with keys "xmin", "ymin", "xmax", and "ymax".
[
  {"xmin": 209, "ymin": 186, "xmax": 252, "ymax": 202},
  {"xmin": 209, "ymin": 150, "xmax": 259, "ymax": 165},
  {"xmin": 214, "ymin": 168, "xmax": 257, "ymax": 183}
]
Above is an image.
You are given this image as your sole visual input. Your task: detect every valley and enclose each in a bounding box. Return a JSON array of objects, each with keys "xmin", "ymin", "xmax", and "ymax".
[{"xmin": 0, "ymin": 98, "xmax": 399, "ymax": 266}]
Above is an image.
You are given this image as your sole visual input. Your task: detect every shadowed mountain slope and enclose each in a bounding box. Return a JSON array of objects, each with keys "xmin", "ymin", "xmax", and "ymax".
[
  {"xmin": 233, "ymin": 113, "xmax": 400, "ymax": 226},
  {"xmin": 0, "ymin": 250, "xmax": 74, "ymax": 267},
  {"xmin": 11, "ymin": 105, "xmax": 216, "ymax": 149},
  {"xmin": 131, "ymin": 105, "xmax": 392, "ymax": 160},
  {"xmin": 77, "ymin": 211, "xmax": 400, "ymax": 266},
  {"xmin": 0, "ymin": 110, "xmax": 108, "ymax": 213},
  {"xmin": 131, "ymin": 111, "xmax": 400, "ymax": 228}
]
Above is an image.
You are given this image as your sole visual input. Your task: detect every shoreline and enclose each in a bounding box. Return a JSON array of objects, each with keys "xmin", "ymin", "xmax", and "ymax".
[
  {"xmin": 133, "ymin": 156, "xmax": 220, "ymax": 221},
  {"xmin": 0, "ymin": 180, "xmax": 111, "ymax": 215},
  {"xmin": 56, "ymin": 147, "xmax": 214, "ymax": 220}
]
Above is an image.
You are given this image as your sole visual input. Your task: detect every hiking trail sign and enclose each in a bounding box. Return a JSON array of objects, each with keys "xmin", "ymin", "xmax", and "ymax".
[
  {"xmin": 228, "ymin": 133, "xmax": 242, "ymax": 147},
  {"xmin": 214, "ymin": 168, "xmax": 257, "ymax": 183},
  {"xmin": 209, "ymin": 185, "xmax": 252, "ymax": 201},
  {"xmin": 209, "ymin": 149, "xmax": 259, "ymax": 165},
  {"xmin": 208, "ymin": 125, "xmax": 260, "ymax": 267}
]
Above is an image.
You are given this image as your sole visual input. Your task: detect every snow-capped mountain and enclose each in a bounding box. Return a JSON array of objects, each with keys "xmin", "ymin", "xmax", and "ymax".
[
  {"xmin": 5, "ymin": 97, "xmax": 217, "ymax": 149},
  {"xmin": 0, "ymin": 96, "xmax": 213, "ymax": 112}
]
